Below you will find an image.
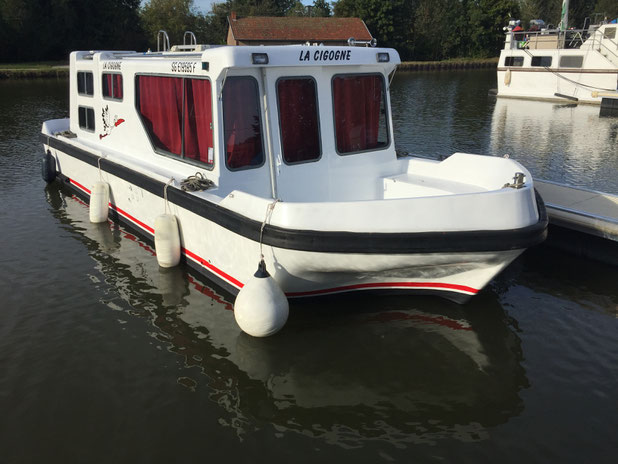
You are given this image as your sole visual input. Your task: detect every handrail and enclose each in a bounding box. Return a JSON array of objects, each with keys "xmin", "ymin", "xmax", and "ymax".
[
  {"xmin": 183, "ymin": 31, "xmax": 197, "ymax": 46},
  {"xmin": 157, "ymin": 30, "xmax": 170, "ymax": 52}
]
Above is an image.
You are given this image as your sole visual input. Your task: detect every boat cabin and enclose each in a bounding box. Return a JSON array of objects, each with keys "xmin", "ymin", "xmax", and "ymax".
[{"xmin": 68, "ymin": 41, "xmax": 400, "ymax": 203}]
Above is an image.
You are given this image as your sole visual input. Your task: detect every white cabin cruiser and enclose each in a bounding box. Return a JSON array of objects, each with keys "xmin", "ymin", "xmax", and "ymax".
[
  {"xmin": 497, "ymin": 16, "xmax": 618, "ymax": 104},
  {"xmin": 41, "ymin": 37, "xmax": 547, "ymax": 306}
]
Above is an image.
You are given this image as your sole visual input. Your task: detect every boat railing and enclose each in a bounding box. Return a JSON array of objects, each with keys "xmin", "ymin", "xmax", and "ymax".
[
  {"xmin": 157, "ymin": 30, "xmax": 170, "ymax": 52},
  {"xmin": 506, "ymin": 24, "xmax": 617, "ymax": 56},
  {"xmin": 183, "ymin": 31, "xmax": 197, "ymax": 46}
]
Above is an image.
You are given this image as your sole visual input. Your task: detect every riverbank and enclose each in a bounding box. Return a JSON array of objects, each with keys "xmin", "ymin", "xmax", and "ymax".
[
  {"xmin": 399, "ymin": 57, "xmax": 498, "ymax": 71},
  {"xmin": 0, "ymin": 62, "xmax": 68, "ymax": 79},
  {"xmin": 0, "ymin": 57, "xmax": 499, "ymax": 78}
]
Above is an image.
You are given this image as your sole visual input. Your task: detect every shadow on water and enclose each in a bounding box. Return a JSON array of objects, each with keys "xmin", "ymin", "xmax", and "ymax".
[{"xmin": 45, "ymin": 181, "xmax": 530, "ymax": 449}]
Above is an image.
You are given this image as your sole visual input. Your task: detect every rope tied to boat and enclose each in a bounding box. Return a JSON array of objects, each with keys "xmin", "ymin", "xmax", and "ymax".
[
  {"xmin": 163, "ymin": 177, "xmax": 175, "ymax": 214},
  {"xmin": 97, "ymin": 155, "xmax": 106, "ymax": 181},
  {"xmin": 180, "ymin": 172, "xmax": 215, "ymax": 192},
  {"xmin": 259, "ymin": 199, "xmax": 280, "ymax": 260}
]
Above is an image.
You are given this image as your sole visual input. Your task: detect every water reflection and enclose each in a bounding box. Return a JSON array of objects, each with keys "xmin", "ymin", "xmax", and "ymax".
[
  {"xmin": 46, "ymin": 182, "xmax": 529, "ymax": 448},
  {"xmin": 489, "ymin": 98, "xmax": 618, "ymax": 193}
]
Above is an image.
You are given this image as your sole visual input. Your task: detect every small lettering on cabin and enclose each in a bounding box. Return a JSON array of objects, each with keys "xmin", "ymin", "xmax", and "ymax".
[
  {"xmin": 171, "ymin": 61, "xmax": 198, "ymax": 73},
  {"xmin": 103, "ymin": 61, "xmax": 122, "ymax": 71},
  {"xmin": 298, "ymin": 50, "xmax": 352, "ymax": 62}
]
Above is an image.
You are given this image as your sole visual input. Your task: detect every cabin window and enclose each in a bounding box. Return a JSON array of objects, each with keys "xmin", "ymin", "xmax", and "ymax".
[
  {"xmin": 78, "ymin": 106, "xmax": 95, "ymax": 131},
  {"xmin": 531, "ymin": 56, "xmax": 552, "ymax": 67},
  {"xmin": 103, "ymin": 73, "xmax": 123, "ymax": 100},
  {"xmin": 77, "ymin": 71, "xmax": 94, "ymax": 96},
  {"xmin": 504, "ymin": 56, "xmax": 524, "ymax": 67},
  {"xmin": 136, "ymin": 75, "xmax": 214, "ymax": 167},
  {"xmin": 222, "ymin": 76, "xmax": 264, "ymax": 170},
  {"xmin": 276, "ymin": 77, "xmax": 320, "ymax": 164},
  {"xmin": 604, "ymin": 27, "xmax": 616, "ymax": 40},
  {"xmin": 559, "ymin": 56, "xmax": 584, "ymax": 68},
  {"xmin": 332, "ymin": 74, "xmax": 389, "ymax": 155}
]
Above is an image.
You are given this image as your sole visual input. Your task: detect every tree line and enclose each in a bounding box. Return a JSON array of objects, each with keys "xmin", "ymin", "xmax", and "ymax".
[{"xmin": 1, "ymin": 0, "xmax": 616, "ymax": 63}]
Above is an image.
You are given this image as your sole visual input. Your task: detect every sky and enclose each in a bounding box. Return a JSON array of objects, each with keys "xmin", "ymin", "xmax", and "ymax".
[{"xmin": 192, "ymin": 0, "xmax": 316, "ymax": 14}]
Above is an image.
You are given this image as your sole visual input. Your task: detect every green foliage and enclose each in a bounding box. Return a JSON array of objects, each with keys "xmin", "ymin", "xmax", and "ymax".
[
  {"xmin": 140, "ymin": 0, "xmax": 199, "ymax": 47},
  {"xmin": 0, "ymin": 0, "xmax": 615, "ymax": 63}
]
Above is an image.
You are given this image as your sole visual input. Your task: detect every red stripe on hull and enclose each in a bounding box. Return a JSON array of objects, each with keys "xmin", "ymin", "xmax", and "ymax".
[
  {"xmin": 66, "ymin": 177, "xmax": 479, "ymax": 299},
  {"xmin": 286, "ymin": 281, "xmax": 478, "ymax": 297}
]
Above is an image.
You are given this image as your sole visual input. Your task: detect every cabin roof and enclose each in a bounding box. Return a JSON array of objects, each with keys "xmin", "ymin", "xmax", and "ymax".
[{"xmin": 227, "ymin": 16, "xmax": 373, "ymax": 43}]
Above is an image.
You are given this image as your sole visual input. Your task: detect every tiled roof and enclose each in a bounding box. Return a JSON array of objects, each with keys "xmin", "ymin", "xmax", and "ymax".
[{"xmin": 228, "ymin": 16, "xmax": 372, "ymax": 42}]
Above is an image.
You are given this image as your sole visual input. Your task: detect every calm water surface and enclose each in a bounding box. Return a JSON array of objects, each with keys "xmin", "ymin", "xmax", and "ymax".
[{"xmin": 0, "ymin": 73, "xmax": 617, "ymax": 463}]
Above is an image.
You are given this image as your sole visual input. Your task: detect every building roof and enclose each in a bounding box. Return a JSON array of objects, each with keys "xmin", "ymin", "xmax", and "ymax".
[{"xmin": 228, "ymin": 16, "xmax": 373, "ymax": 42}]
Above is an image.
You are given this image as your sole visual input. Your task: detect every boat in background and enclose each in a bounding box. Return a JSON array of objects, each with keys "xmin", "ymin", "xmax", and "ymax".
[
  {"xmin": 497, "ymin": 0, "xmax": 618, "ymax": 104},
  {"xmin": 40, "ymin": 32, "xmax": 546, "ymax": 315}
]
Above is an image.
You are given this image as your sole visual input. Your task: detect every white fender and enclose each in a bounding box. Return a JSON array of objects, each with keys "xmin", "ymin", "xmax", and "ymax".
[
  {"xmin": 504, "ymin": 68, "xmax": 512, "ymax": 86},
  {"xmin": 154, "ymin": 214, "xmax": 181, "ymax": 268},
  {"xmin": 89, "ymin": 181, "xmax": 110, "ymax": 223},
  {"xmin": 234, "ymin": 261, "xmax": 289, "ymax": 337}
]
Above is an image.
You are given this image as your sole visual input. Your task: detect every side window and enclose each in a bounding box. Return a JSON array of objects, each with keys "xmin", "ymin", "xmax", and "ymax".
[
  {"xmin": 78, "ymin": 106, "xmax": 95, "ymax": 131},
  {"xmin": 505, "ymin": 56, "xmax": 524, "ymax": 67},
  {"xmin": 531, "ymin": 56, "xmax": 552, "ymax": 67},
  {"xmin": 103, "ymin": 73, "xmax": 123, "ymax": 100},
  {"xmin": 604, "ymin": 27, "xmax": 616, "ymax": 40},
  {"xmin": 136, "ymin": 75, "xmax": 214, "ymax": 167},
  {"xmin": 332, "ymin": 74, "xmax": 389, "ymax": 154},
  {"xmin": 77, "ymin": 72, "xmax": 94, "ymax": 96},
  {"xmin": 222, "ymin": 76, "xmax": 264, "ymax": 170},
  {"xmin": 277, "ymin": 77, "xmax": 320, "ymax": 164},
  {"xmin": 559, "ymin": 56, "xmax": 583, "ymax": 68}
]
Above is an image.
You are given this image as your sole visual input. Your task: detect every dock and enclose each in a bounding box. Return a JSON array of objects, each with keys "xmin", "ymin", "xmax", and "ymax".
[{"xmin": 535, "ymin": 180, "xmax": 618, "ymax": 265}]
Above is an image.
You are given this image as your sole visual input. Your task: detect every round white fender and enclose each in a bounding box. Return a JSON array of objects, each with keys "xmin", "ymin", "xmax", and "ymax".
[
  {"xmin": 154, "ymin": 214, "xmax": 181, "ymax": 268},
  {"xmin": 234, "ymin": 260, "xmax": 289, "ymax": 337},
  {"xmin": 89, "ymin": 181, "xmax": 110, "ymax": 223}
]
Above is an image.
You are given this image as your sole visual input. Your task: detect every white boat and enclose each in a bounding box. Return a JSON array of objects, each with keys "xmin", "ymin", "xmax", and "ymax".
[
  {"xmin": 41, "ymin": 35, "xmax": 547, "ymax": 307},
  {"xmin": 497, "ymin": 9, "xmax": 618, "ymax": 104}
]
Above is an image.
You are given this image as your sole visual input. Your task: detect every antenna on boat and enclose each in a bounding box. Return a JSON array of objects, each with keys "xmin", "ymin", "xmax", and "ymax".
[{"xmin": 157, "ymin": 30, "xmax": 170, "ymax": 52}]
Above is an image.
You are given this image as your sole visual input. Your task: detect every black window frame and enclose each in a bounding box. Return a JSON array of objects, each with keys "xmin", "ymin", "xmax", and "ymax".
[
  {"xmin": 134, "ymin": 74, "xmax": 215, "ymax": 170},
  {"xmin": 531, "ymin": 56, "xmax": 552, "ymax": 67},
  {"xmin": 275, "ymin": 76, "xmax": 322, "ymax": 166},
  {"xmin": 504, "ymin": 56, "xmax": 524, "ymax": 67},
  {"xmin": 331, "ymin": 72, "xmax": 391, "ymax": 156},
  {"xmin": 78, "ymin": 106, "xmax": 95, "ymax": 132},
  {"xmin": 102, "ymin": 72, "xmax": 123, "ymax": 101},
  {"xmin": 559, "ymin": 55, "xmax": 584, "ymax": 68},
  {"xmin": 77, "ymin": 71, "xmax": 94, "ymax": 96},
  {"xmin": 221, "ymin": 75, "xmax": 266, "ymax": 172}
]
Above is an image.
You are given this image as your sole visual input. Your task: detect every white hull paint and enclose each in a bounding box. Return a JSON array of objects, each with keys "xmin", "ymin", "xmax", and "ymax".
[{"xmin": 46, "ymin": 136, "xmax": 529, "ymax": 303}]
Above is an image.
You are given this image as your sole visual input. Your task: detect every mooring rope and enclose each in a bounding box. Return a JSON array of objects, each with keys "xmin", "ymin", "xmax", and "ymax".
[
  {"xmin": 180, "ymin": 172, "xmax": 215, "ymax": 192},
  {"xmin": 259, "ymin": 199, "xmax": 280, "ymax": 260},
  {"xmin": 163, "ymin": 177, "xmax": 175, "ymax": 214}
]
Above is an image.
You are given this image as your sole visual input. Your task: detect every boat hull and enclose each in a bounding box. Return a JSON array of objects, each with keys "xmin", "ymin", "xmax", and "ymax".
[{"xmin": 42, "ymin": 134, "xmax": 546, "ymax": 303}]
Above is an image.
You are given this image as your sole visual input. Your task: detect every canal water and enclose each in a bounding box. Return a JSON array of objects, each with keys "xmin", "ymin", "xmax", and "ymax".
[{"xmin": 0, "ymin": 72, "xmax": 617, "ymax": 463}]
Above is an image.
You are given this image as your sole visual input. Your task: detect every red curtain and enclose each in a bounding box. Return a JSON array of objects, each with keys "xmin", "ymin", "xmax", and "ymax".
[
  {"xmin": 103, "ymin": 74, "xmax": 112, "ymax": 98},
  {"xmin": 223, "ymin": 77, "xmax": 264, "ymax": 169},
  {"xmin": 113, "ymin": 74, "xmax": 123, "ymax": 99},
  {"xmin": 103, "ymin": 74, "xmax": 122, "ymax": 99},
  {"xmin": 138, "ymin": 76, "xmax": 183, "ymax": 155},
  {"xmin": 277, "ymin": 78, "xmax": 320, "ymax": 163},
  {"xmin": 333, "ymin": 75, "xmax": 383, "ymax": 153},
  {"xmin": 184, "ymin": 79, "xmax": 213, "ymax": 164}
]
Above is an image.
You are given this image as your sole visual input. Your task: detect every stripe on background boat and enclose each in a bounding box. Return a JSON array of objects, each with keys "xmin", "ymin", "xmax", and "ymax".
[
  {"xmin": 45, "ymin": 134, "xmax": 548, "ymax": 254},
  {"xmin": 66, "ymin": 175, "xmax": 480, "ymax": 299}
]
